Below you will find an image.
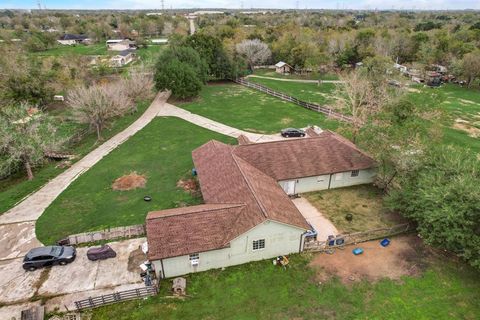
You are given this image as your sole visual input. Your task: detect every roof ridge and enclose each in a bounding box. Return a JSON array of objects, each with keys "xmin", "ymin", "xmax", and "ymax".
[
  {"xmin": 327, "ymin": 131, "xmax": 376, "ymax": 161},
  {"xmin": 231, "ymin": 154, "xmax": 269, "ymax": 219},
  {"xmin": 148, "ymin": 203, "xmax": 245, "ymax": 220}
]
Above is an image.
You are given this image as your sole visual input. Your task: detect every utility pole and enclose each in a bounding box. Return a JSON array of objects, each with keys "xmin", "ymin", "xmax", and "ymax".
[
  {"xmin": 161, "ymin": 0, "xmax": 165, "ymax": 11},
  {"xmin": 37, "ymin": 0, "xmax": 42, "ymax": 10}
]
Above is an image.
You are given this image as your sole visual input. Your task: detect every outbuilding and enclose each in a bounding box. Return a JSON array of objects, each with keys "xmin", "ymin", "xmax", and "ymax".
[
  {"xmin": 57, "ymin": 34, "xmax": 90, "ymax": 45},
  {"xmin": 110, "ymin": 50, "xmax": 135, "ymax": 67},
  {"xmin": 275, "ymin": 61, "xmax": 294, "ymax": 74}
]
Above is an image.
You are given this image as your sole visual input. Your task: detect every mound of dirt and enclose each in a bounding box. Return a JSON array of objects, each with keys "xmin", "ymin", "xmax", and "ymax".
[
  {"xmin": 128, "ymin": 247, "xmax": 146, "ymax": 272},
  {"xmin": 310, "ymin": 235, "xmax": 428, "ymax": 284},
  {"xmin": 112, "ymin": 172, "xmax": 147, "ymax": 191},
  {"xmin": 177, "ymin": 178, "xmax": 198, "ymax": 193}
]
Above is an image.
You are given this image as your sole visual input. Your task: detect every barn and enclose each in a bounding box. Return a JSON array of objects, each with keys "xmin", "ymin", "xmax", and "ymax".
[{"xmin": 275, "ymin": 61, "xmax": 294, "ymax": 74}]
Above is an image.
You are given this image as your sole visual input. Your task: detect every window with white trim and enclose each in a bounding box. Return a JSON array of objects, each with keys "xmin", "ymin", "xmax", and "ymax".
[
  {"xmin": 252, "ymin": 239, "xmax": 265, "ymax": 251},
  {"xmin": 351, "ymin": 170, "xmax": 359, "ymax": 177},
  {"xmin": 189, "ymin": 253, "xmax": 199, "ymax": 260}
]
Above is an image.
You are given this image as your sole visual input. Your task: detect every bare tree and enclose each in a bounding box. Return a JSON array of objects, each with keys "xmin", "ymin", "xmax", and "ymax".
[
  {"xmin": 236, "ymin": 39, "xmax": 271, "ymax": 71},
  {"xmin": 67, "ymin": 83, "xmax": 134, "ymax": 141},
  {"xmin": 122, "ymin": 66, "xmax": 155, "ymax": 106},
  {"xmin": 0, "ymin": 103, "xmax": 64, "ymax": 180},
  {"xmin": 335, "ymin": 71, "xmax": 391, "ymax": 142}
]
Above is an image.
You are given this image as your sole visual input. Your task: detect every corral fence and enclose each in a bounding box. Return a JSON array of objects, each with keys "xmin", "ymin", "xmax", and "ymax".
[
  {"xmin": 74, "ymin": 286, "xmax": 158, "ymax": 311},
  {"xmin": 60, "ymin": 224, "xmax": 145, "ymax": 245},
  {"xmin": 233, "ymin": 77, "xmax": 353, "ymax": 123},
  {"xmin": 304, "ymin": 223, "xmax": 414, "ymax": 252}
]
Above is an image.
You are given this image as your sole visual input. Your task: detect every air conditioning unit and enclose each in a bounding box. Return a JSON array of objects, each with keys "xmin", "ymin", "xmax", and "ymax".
[{"xmin": 191, "ymin": 259, "xmax": 199, "ymax": 267}]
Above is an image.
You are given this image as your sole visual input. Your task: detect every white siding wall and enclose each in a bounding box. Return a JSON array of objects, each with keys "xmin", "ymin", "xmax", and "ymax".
[
  {"xmin": 278, "ymin": 168, "xmax": 376, "ymax": 195},
  {"xmin": 152, "ymin": 220, "xmax": 305, "ymax": 278}
]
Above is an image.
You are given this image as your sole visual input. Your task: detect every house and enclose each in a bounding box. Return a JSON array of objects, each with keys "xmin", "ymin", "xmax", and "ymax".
[
  {"xmin": 275, "ymin": 61, "xmax": 294, "ymax": 74},
  {"xmin": 110, "ymin": 50, "xmax": 135, "ymax": 67},
  {"xmin": 146, "ymin": 131, "xmax": 376, "ymax": 279},
  {"xmin": 106, "ymin": 39, "xmax": 136, "ymax": 51},
  {"xmin": 57, "ymin": 34, "xmax": 89, "ymax": 45}
]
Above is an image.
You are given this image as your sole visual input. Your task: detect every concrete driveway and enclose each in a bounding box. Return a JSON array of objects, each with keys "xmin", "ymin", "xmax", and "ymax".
[
  {"xmin": 0, "ymin": 238, "xmax": 146, "ymax": 316},
  {"xmin": 292, "ymin": 197, "xmax": 338, "ymax": 241}
]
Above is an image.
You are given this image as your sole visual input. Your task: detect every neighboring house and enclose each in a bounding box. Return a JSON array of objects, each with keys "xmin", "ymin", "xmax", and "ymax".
[
  {"xmin": 106, "ymin": 39, "xmax": 136, "ymax": 51},
  {"xmin": 110, "ymin": 50, "xmax": 135, "ymax": 67},
  {"xmin": 57, "ymin": 34, "xmax": 90, "ymax": 45},
  {"xmin": 146, "ymin": 131, "xmax": 376, "ymax": 279},
  {"xmin": 275, "ymin": 61, "xmax": 294, "ymax": 74}
]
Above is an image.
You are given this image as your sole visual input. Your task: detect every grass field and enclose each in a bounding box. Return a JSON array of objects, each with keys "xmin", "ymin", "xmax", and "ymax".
[
  {"xmin": 0, "ymin": 101, "xmax": 151, "ymax": 215},
  {"xmin": 304, "ymin": 185, "xmax": 402, "ymax": 233},
  {"xmin": 36, "ymin": 117, "xmax": 236, "ymax": 244},
  {"xmin": 248, "ymin": 77, "xmax": 337, "ymax": 105},
  {"xmin": 254, "ymin": 68, "xmax": 339, "ymax": 80},
  {"xmin": 177, "ymin": 83, "xmax": 340, "ymax": 134},
  {"xmin": 89, "ymin": 252, "xmax": 480, "ymax": 320},
  {"xmin": 33, "ymin": 44, "xmax": 109, "ymax": 56}
]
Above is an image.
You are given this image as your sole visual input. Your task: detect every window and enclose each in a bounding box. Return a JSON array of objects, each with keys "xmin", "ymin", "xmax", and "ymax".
[
  {"xmin": 351, "ymin": 170, "xmax": 359, "ymax": 177},
  {"xmin": 252, "ymin": 239, "xmax": 265, "ymax": 251},
  {"xmin": 189, "ymin": 253, "xmax": 199, "ymax": 261}
]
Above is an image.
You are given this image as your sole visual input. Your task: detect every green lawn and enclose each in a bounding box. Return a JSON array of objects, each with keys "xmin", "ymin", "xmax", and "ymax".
[
  {"xmin": 254, "ymin": 68, "xmax": 339, "ymax": 81},
  {"xmin": 405, "ymin": 84, "xmax": 480, "ymax": 152},
  {"xmin": 33, "ymin": 44, "xmax": 109, "ymax": 56},
  {"xmin": 0, "ymin": 101, "xmax": 152, "ymax": 215},
  {"xmin": 177, "ymin": 83, "xmax": 340, "ymax": 134},
  {"xmin": 89, "ymin": 253, "xmax": 480, "ymax": 320},
  {"xmin": 36, "ymin": 117, "xmax": 236, "ymax": 244},
  {"xmin": 248, "ymin": 77, "xmax": 337, "ymax": 105}
]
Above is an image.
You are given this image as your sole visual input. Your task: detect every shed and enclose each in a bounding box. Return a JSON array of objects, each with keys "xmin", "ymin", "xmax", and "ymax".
[
  {"xmin": 275, "ymin": 61, "xmax": 294, "ymax": 74},
  {"xmin": 172, "ymin": 277, "xmax": 186, "ymax": 295}
]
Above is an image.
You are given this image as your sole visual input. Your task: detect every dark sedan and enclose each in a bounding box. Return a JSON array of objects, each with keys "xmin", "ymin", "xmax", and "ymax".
[
  {"xmin": 23, "ymin": 246, "xmax": 76, "ymax": 271},
  {"xmin": 281, "ymin": 128, "xmax": 306, "ymax": 138}
]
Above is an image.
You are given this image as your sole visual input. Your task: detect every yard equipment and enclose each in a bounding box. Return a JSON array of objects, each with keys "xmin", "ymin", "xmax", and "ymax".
[
  {"xmin": 87, "ymin": 244, "xmax": 116, "ymax": 261},
  {"xmin": 380, "ymin": 238, "xmax": 391, "ymax": 247},
  {"xmin": 352, "ymin": 248, "xmax": 364, "ymax": 255}
]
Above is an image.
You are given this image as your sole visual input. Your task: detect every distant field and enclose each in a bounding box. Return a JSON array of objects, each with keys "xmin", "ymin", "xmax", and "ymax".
[
  {"xmin": 33, "ymin": 43, "xmax": 109, "ymax": 56},
  {"xmin": 405, "ymin": 84, "xmax": 480, "ymax": 152},
  {"xmin": 254, "ymin": 68, "xmax": 339, "ymax": 81},
  {"xmin": 248, "ymin": 77, "xmax": 337, "ymax": 106},
  {"xmin": 36, "ymin": 117, "xmax": 236, "ymax": 244},
  {"xmin": 177, "ymin": 83, "xmax": 340, "ymax": 134}
]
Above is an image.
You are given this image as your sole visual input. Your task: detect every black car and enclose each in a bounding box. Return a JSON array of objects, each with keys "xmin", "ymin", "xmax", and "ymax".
[
  {"xmin": 281, "ymin": 128, "xmax": 306, "ymax": 137},
  {"xmin": 23, "ymin": 246, "xmax": 76, "ymax": 271}
]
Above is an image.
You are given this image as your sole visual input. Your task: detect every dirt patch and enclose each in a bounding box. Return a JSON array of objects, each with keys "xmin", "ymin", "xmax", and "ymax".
[
  {"xmin": 112, "ymin": 172, "xmax": 147, "ymax": 191},
  {"xmin": 310, "ymin": 235, "xmax": 428, "ymax": 284},
  {"xmin": 177, "ymin": 178, "xmax": 200, "ymax": 196},
  {"xmin": 281, "ymin": 117, "xmax": 293, "ymax": 125},
  {"xmin": 127, "ymin": 247, "xmax": 146, "ymax": 272},
  {"xmin": 453, "ymin": 120, "xmax": 480, "ymax": 138}
]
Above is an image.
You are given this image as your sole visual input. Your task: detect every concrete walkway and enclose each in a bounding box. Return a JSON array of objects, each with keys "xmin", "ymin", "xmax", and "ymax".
[
  {"xmin": 292, "ymin": 197, "xmax": 338, "ymax": 242},
  {"xmin": 246, "ymin": 74, "xmax": 345, "ymax": 84},
  {"xmin": 159, "ymin": 102, "xmax": 297, "ymax": 143},
  {"xmin": 0, "ymin": 92, "xmax": 170, "ymax": 260}
]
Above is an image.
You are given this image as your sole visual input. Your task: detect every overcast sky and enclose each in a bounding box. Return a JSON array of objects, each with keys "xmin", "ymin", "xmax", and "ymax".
[{"xmin": 3, "ymin": 0, "xmax": 480, "ymax": 10}]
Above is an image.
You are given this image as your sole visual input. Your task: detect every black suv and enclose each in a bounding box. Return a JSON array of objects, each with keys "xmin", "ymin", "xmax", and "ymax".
[
  {"xmin": 281, "ymin": 128, "xmax": 306, "ymax": 137},
  {"xmin": 23, "ymin": 246, "xmax": 76, "ymax": 271}
]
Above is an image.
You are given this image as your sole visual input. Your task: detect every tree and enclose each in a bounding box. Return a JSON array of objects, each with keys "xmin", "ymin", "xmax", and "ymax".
[
  {"xmin": 154, "ymin": 46, "xmax": 207, "ymax": 98},
  {"xmin": 154, "ymin": 59, "xmax": 202, "ymax": 99},
  {"xmin": 236, "ymin": 39, "xmax": 271, "ymax": 71},
  {"xmin": 67, "ymin": 83, "xmax": 134, "ymax": 140},
  {"xmin": 0, "ymin": 104, "xmax": 63, "ymax": 180},
  {"xmin": 457, "ymin": 50, "xmax": 480, "ymax": 87},
  {"xmin": 387, "ymin": 146, "xmax": 480, "ymax": 269}
]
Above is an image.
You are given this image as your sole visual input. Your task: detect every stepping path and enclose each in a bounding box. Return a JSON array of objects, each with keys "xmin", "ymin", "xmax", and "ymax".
[
  {"xmin": 0, "ymin": 91, "xmax": 170, "ymax": 260},
  {"xmin": 246, "ymin": 74, "xmax": 345, "ymax": 84}
]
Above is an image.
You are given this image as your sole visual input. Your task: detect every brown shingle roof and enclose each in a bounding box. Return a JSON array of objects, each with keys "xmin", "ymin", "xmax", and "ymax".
[
  {"xmin": 146, "ymin": 204, "xmax": 245, "ymax": 260},
  {"xmin": 233, "ymin": 131, "xmax": 376, "ymax": 181}
]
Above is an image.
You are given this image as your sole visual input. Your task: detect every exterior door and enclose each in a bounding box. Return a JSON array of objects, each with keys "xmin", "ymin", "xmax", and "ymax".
[{"xmin": 283, "ymin": 180, "xmax": 296, "ymax": 195}]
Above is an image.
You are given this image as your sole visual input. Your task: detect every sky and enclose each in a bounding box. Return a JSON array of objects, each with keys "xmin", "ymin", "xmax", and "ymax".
[{"xmin": 2, "ymin": 0, "xmax": 480, "ymax": 10}]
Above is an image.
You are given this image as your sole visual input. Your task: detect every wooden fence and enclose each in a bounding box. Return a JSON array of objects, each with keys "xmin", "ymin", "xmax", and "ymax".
[
  {"xmin": 74, "ymin": 286, "xmax": 158, "ymax": 311},
  {"xmin": 61, "ymin": 224, "xmax": 145, "ymax": 245},
  {"xmin": 233, "ymin": 77, "xmax": 353, "ymax": 123},
  {"xmin": 304, "ymin": 223, "xmax": 414, "ymax": 252}
]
